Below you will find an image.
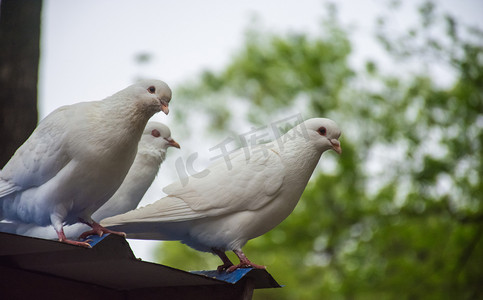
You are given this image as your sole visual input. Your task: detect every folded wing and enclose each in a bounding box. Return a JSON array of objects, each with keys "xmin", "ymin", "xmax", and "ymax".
[{"xmin": 102, "ymin": 146, "xmax": 285, "ymax": 226}]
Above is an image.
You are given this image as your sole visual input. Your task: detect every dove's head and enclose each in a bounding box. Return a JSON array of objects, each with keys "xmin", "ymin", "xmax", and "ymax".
[
  {"xmin": 141, "ymin": 122, "xmax": 180, "ymax": 151},
  {"xmin": 132, "ymin": 79, "xmax": 172, "ymax": 115},
  {"xmin": 302, "ymin": 118, "xmax": 342, "ymax": 154}
]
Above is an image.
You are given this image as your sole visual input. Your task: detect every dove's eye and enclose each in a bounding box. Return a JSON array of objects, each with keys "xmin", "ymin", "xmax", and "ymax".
[
  {"xmin": 148, "ymin": 86, "xmax": 156, "ymax": 94},
  {"xmin": 151, "ymin": 129, "xmax": 161, "ymax": 137},
  {"xmin": 318, "ymin": 127, "xmax": 327, "ymax": 136}
]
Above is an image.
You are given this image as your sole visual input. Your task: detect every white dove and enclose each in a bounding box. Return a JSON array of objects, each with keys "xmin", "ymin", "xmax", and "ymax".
[
  {"xmin": 0, "ymin": 122, "xmax": 180, "ymax": 240},
  {"xmin": 0, "ymin": 80, "xmax": 172, "ymax": 247},
  {"xmin": 102, "ymin": 118, "xmax": 341, "ymax": 272}
]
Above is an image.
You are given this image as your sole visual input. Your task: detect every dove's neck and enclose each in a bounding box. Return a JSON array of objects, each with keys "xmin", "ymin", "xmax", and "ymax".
[
  {"xmin": 92, "ymin": 149, "xmax": 163, "ymax": 221},
  {"xmin": 100, "ymin": 95, "xmax": 155, "ymax": 138},
  {"xmin": 107, "ymin": 96, "xmax": 153, "ymax": 122},
  {"xmin": 277, "ymin": 135, "xmax": 323, "ymax": 188},
  {"xmin": 97, "ymin": 150, "xmax": 162, "ymax": 217},
  {"xmin": 70, "ymin": 97, "xmax": 152, "ymax": 167},
  {"xmin": 137, "ymin": 141, "xmax": 167, "ymax": 165}
]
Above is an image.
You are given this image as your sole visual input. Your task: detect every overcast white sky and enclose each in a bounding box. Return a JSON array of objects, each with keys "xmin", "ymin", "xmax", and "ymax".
[{"xmin": 38, "ymin": 0, "xmax": 483, "ymax": 262}]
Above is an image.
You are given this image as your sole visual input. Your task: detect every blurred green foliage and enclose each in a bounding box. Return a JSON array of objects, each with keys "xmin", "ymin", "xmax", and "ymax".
[{"xmin": 158, "ymin": 1, "xmax": 482, "ymax": 299}]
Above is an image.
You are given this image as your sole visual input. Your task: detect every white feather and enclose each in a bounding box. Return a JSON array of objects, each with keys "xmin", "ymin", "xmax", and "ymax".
[
  {"xmin": 102, "ymin": 118, "xmax": 342, "ymax": 256},
  {"xmin": 0, "ymin": 80, "xmax": 172, "ymax": 241},
  {"xmin": 0, "ymin": 122, "xmax": 178, "ymax": 239}
]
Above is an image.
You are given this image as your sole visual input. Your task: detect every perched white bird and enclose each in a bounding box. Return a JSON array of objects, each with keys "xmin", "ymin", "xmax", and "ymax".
[
  {"xmin": 102, "ymin": 118, "xmax": 341, "ymax": 272},
  {"xmin": 0, "ymin": 80, "xmax": 172, "ymax": 247},
  {"xmin": 0, "ymin": 122, "xmax": 180, "ymax": 239}
]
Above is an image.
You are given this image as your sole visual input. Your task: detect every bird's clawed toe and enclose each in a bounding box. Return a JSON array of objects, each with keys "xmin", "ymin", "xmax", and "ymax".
[
  {"xmin": 226, "ymin": 262, "xmax": 266, "ymax": 273},
  {"xmin": 225, "ymin": 249, "xmax": 266, "ymax": 273},
  {"xmin": 79, "ymin": 221, "xmax": 126, "ymax": 240},
  {"xmin": 59, "ymin": 238, "xmax": 92, "ymax": 248}
]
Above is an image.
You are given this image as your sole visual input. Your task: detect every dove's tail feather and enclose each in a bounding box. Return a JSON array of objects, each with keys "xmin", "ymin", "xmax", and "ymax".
[
  {"xmin": 100, "ymin": 196, "xmax": 201, "ymax": 241},
  {"xmin": 109, "ymin": 222, "xmax": 189, "ymax": 241},
  {"xmin": 0, "ymin": 221, "xmax": 40, "ymax": 237},
  {"xmin": 0, "ymin": 221, "xmax": 62, "ymax": 239},
  {"xmin": 104, "ymin": 218, "xmax": 193, "ymax": 241},
  {"xmin": 0, "ymin": 221, "xmax": 18, "ymax": 234}
]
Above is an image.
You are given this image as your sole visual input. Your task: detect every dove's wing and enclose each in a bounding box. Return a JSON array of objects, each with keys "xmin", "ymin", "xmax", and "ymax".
[
  {"xmin": 0, "ymin": 106, "xmax": 71, "ymax": 196},
  {"xmin": 101, "ymin": 196, "xmax": 202, "ymax": 225},
  {"xmin": 103, "ymin": 146, "xmax": 285, "ymax": 226},
  {"xmin": 0, "ymin": 177, "xmax": 17, "ymax": 197},
  {"xmin": 165, "ymin": 147, "xmax": 285, "ymax": 212}
]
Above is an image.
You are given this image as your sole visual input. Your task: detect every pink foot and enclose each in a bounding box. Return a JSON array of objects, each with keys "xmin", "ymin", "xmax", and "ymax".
[
  {"xmin": 56, "ymin": 229, "xmax": 91, "ymax": 248},
  {"xmin": 79, "ymin": 220, "xmax": 126, "ymax": 240},
  {"xmin": 226, "ymin": 261, "xmax": 266, "ymax": 273},
  {"xmin": 226, "ymin": 249, "xmax": 266, "ymax": 273},
  {"xmin": 61, "ymin": 239, "xmax": 92, "ymax": 248}
]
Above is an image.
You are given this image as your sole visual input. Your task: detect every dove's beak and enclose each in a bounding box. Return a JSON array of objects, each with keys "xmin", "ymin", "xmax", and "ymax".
[
  {"xmin": 160, "ymin": 99, "xmax": 169, "ymax": 115},
  {"xmin": 166, "ymin": 138, "xmax": 180, "ymax": 149},
  {"xmin": 330, "ymin": 139, "xmax": 342, "ymax": 154}
]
